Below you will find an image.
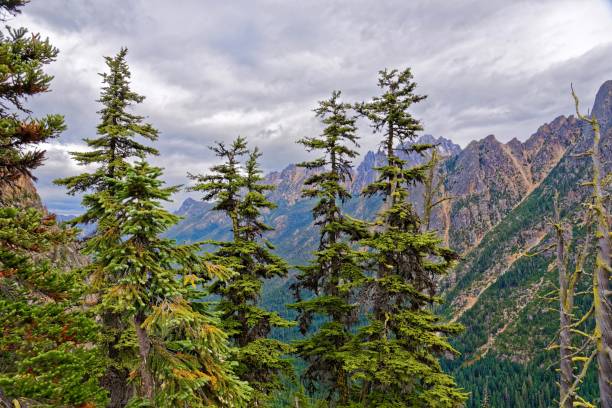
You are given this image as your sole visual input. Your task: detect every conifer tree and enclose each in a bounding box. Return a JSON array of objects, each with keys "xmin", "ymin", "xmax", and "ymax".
[
  {"xmin": 0, "ymin": 207, "xmax": 108, "ymax": 407},
  {"xmin": 55, "ymin": 48, "xmax": 160, "ymax": 406},
  {"xmin": 0, "ymin": 0, "xmax": 65, "ymax": 187},
  {"xmin": 55, "ymin": 47, "xmax": 158, "ymax": 199},
  {"xmin": 84, "ymin": 161, "xmax": 251, "ymax": 407},
  {"xmin": 344, "ymin": 68, "xmax": 467, "ymax": 407},
  {"xmin": 0, "ymin": 1, "xmax": 107, "ymax": 405},
  {"xmin": 289, "ymin": 91, "xmax": 368, "ymax": 405},
  {"xmin": 189, "ymin": 137, "xmax": 293, "ymax": 406}
]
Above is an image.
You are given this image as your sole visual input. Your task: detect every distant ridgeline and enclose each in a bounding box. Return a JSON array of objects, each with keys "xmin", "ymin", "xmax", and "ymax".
[{"xmin": 167, "ymin": 80, "xmax": 612, "ymax": 407}]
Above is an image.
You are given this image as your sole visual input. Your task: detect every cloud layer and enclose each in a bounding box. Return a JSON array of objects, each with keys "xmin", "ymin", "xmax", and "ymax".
[{"xmin": 13, "ymin": 0, "xmax": 612, "ymax": 213}]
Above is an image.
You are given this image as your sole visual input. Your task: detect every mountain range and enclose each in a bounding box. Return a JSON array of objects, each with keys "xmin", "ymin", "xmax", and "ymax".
[{"xmin": 166, "ymin": 80, "xmax": 612, "ymax": 407}]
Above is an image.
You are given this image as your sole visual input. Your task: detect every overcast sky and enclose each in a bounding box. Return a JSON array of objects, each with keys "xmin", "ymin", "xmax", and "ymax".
[{"xmin": 14, "ymin": 0, "xmax": 612, "ymax": 214}]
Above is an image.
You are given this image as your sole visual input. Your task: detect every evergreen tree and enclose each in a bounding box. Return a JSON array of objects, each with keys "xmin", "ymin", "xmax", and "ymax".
[
  {"xmin": 55, "ymin": 48, "xmax": 160, "ymax": 406},
  {"xmin": 0, "ymin": 0, "xmax": 65, "ymax": 187},
  {"xmin": 344, "ymin": 68, "xmax": 467, "ymax": 407},
  {"xmin": 0, "ymin": 1, "xmax": 106, "ymax": 405},
  {"xmin": 0, "ymin": 207, "xmax": 108, "ymax": 407},
  {"xmin": 55, "ymin": 47, "xmax": 158, "ymax": 199},
  {"xmin": 84, "ymin": 161, "xmax": 251, "ymax": 407},
  {"xmin": 189, "ymin": 137, "xmax": 293, "ymax": 406},
  {"xmin": 289, "ymin": 91, "xmax": 368, "ymax": 405}
]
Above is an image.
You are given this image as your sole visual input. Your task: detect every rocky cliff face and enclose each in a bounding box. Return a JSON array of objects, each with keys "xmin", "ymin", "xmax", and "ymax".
[
  {"xmin": 0, "ymin": 175, "xmax": 45, "ymax": 209},
  {"xmin": 593, "ymin": 80, "xmax": 612, "ymax": 131},
  {"xmin": 0, "ymin": 175, "xmax": 88, "ymax": 269},
  {"xmin": 442, "ymin": 115, "xmax": 579, "ymax": 253}
]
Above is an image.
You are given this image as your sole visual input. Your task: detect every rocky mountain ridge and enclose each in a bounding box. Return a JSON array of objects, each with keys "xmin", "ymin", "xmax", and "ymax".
[{"xmin": 170, "ymin": 112, "xmax": 582, "ymax": 258}]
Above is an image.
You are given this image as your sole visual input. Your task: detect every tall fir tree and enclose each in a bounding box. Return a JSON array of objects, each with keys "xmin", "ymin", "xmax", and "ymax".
[
  {"xmin": 55, "ymin": 47, "xmax": 158, "ymax": 199},
  {"xmin": 189, "ymin": 137, "xmax": 294, "ymax": 406},
  {"xmin": 0, "ymin": 1, "xmax": 107, "ymax": 405},
  {"xmin": 289, "ymin": 91, "xmax": 369, "ymax": 406},
  {"xmin": 83, "ymin": 161, "xmax": 251, "ymax": 407},
  {"xmin": 343, "ymin": 68, "xmax": 467, "ymax": 407},
  {"xmin": 55, "ymin": 48, "xmax": 160, "ymax": 406}
]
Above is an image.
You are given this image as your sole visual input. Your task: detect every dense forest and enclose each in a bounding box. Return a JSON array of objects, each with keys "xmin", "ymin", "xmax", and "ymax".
[{"xmin": 0, "ymin": 1, "xmax": 610, "ymax": 407}]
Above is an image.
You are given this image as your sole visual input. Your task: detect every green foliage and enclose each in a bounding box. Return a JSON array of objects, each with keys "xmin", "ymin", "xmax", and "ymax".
[
  {"xmin": 0, "ymin": 1, "xmax": 65, "ymax": 186},
  {"xmin": 53, "ymin": 47, "xmax": 163, "ymax": 406},
  {"xmin": 0, "ymin": 206, "xmax": 108, "ymax": 407},
  {"xmin": 55, "ymin": 47, "xmax": 158, "ymax": 197},
  {"xmin": 289, "ymin": 90, "xmax": 369, "ymax": 406},
  {"xmin": 84, "ymin": 161, "xmax": 251, "ymax": 407},
  {"xmin": 0, "ymin": 2, "xmax": 107, "ymax": 404},
  {"xmin": 345, "ymin": 68, "xmax": 467, "ymax": 407},
  {"xmin": 189, "ymin": 137, "xmax": 293, "ymax": 406}
]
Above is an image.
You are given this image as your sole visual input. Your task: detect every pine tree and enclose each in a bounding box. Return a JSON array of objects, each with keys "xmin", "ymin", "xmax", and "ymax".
[
  {"xmin": 84, "ymin": 161, "xmax": 251, "ymax": 407},
  {"xmin": 54, "ymin": 48, "xmax": 160, "ymax": 406},
  {"xmin": 0, "ymin": 0, "xmax": 65, "ymax": 187},
  {"xmin": 189, "ymin": 137, "xmax": 293, "ymax": 406},
  {"xmin": 289, "ymin": 91, "xmax": 369, "ymax": 405},
  {"xmin": 55, "ymin": 47, "xmax": 158, "ymax": 199},
  {"xmin": 0, "ymin": 2, "xmax": 106, "ymax": 405},
  {"xmin": 0, "ymin": 207, "xmax": 108, "ymax": 407},
  {"xmin": 344, "ymin": 68, "xmax": 467, "ymax": 407}
]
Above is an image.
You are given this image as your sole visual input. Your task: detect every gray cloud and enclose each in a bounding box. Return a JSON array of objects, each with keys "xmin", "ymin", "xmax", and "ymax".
[{"xmin": 11, "ymin": 0, "xmax": 612, "ymax": 213}]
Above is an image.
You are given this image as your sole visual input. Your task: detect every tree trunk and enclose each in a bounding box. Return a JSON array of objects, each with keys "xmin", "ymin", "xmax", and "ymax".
[
  {"xmin": 553, "ymin": 196, "xmax": 574, "ymax": 408},
  {"xmin": 100, "ymin": 366, "xmax": 133, "ymax": 408},
  {"xmin": 590, "ymin": 117, "xmax": 612, "ymax": 408},
  {"xmin": 100, "ymin": 311, "xmax": 133, "ymax": 407},
  {"xmin": 572, "ymin": 88, "xmax": 612, "ymax": 407},
  {"xmin": 134, "ymin": 311, "xmax": 154, "ymax": 400},
  {"xmin": 559, "ymin": 307, "xmax": 574, "ymax": 407}
]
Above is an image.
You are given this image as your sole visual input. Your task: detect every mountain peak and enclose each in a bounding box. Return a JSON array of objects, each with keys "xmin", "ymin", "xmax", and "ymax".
[
  {"xmin": 417, "ymin": 134, "xmax": 461, "ymax": 157},
  {"xmin": 592, "ymin": 80, "xmax": 612, "ymax": 129},
  {"xmin": 483, "ymin": 134, "xmax": 498, "ymax": 143},
  {"xmin": 176, "ymin": 197, "xmax": 200, "ymax": 215}
]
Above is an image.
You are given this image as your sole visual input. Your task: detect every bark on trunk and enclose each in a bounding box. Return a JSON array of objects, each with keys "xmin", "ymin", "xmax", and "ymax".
[
  {"xmin": 134, "ymin": 312, "xmax": 154, "ymax": 400},
  {"xmin": 572, "ymin": 88, "xmax": 612, "ymax": 407},
  {"xmin": 101, "ymin": 311, "xmax": 133, "ymax": 407},
  {"xmin": 590, "ymin": 117, "xmax": 612, "ymax": 408},
  {"xmin": 553, "ymin": 197, "xmax": 574, "ymax": 408},
  {"xmin": 100, "ymin": 366, "xmax": 133, "ymax": 408}
]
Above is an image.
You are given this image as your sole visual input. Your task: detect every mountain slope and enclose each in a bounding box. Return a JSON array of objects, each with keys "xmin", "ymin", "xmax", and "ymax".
[{"xmin": 444, "ymin": 80, "xmax": 611, "ymax": 407}]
